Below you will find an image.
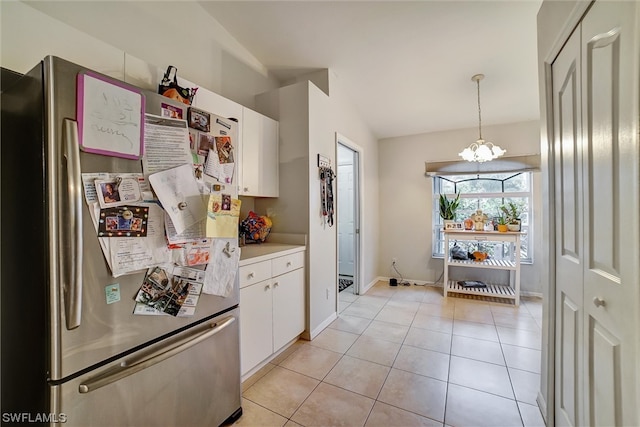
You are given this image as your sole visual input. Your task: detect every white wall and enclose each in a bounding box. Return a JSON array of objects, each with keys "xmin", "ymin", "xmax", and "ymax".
[
  {"xmin": 307, "ymin": 84, "xmax": 337, "ymax": 331},
  {"xmin": 254, "ymin": 83, "xmax": 311, "ymax": 234},
  {"xmin": 328, "ymin": 74, "xmax": 380, "ymax": 291},
  {"xmin": 1, "ymin": 1, "xmax": 126, "ymax": 79},
  {"xmin": 255, "ymin": 76, "xmax": 379, "ymax": 337},
  {"xmin": 1, "ymin": 1, "xmax": 279, "ymax": 110},
  {"xmin": 378, "ymin": 120, "xmax": 542, "ymax": 294}
]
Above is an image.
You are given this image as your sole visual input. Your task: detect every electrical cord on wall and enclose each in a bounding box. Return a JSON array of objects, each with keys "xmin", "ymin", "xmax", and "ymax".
[
  {"xmin": 391, "ymin": 262, "xmax": 411, "ymax": 286},
  {"xmin": 434, "ymin": 269, "xmax": 444, "ymax": 285}
]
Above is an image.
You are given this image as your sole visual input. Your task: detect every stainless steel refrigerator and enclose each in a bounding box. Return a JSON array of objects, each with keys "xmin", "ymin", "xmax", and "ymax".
[{"xmin": 1, "ymin": 56, "xmax": 242, "ymax": 426}]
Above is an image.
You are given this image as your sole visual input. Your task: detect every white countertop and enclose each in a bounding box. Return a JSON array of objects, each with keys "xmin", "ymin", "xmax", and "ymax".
[{"xmin": 239, "ymin": 243, "xmax": 305, "ymax": 265}]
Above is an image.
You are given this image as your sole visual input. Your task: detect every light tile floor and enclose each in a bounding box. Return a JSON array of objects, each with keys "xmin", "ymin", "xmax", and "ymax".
[{"xmin": 233, "ymin": 281, "xmax": 546, "ymax": 427}]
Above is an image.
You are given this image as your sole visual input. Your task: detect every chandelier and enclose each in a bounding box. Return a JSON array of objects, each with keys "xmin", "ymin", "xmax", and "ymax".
[{"xmin": 459, "ymin": 74, "xmax": 506, "ymax": 162}]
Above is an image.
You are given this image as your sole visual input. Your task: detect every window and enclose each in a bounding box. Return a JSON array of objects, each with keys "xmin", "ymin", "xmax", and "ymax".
[{"xmin": 432, "ymin": 172, "xmax": 533, "ymax": 263}]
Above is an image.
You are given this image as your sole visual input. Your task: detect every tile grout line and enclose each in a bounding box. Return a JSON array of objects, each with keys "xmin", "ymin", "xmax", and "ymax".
[
  {"xmin": 441, "ymin": 297, "xmax": 457, "ymax": 427},
  {"xmin": 238, "ymin": 283, "xmax": 542, "ymax": 426},
  {"xmin": 493, "ymin": 304, "xmax": 527, "ymax": 427}
]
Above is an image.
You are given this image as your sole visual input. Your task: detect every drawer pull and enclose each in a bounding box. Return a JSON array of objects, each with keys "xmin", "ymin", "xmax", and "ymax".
[
  {"xmin": 273, "ymin": 282, "xmax": 279, "ymax": 288},
  {"xmin": 286, "ymin": 262, "xmax": 292, "ymax": 267},
  {"xmin": 248, "ymin": 272, "xmax": 255, "ymax": 279},
  {"xmin": 265, "ymin": 284, "xmax": 271, "ymax": 291}
]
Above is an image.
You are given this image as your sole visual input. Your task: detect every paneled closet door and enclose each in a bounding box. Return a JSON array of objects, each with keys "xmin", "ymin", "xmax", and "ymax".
[
  {"xmin": 581, "ymin": 2, "xmax": 639, "ymax": 426},
  {"xmin": 552, "ymin": 26, "xmax": 584, "ymax": 427}
]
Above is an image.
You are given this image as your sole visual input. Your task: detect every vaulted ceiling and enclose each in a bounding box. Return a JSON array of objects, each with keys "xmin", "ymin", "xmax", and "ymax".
[
  {"xmin": 199, "ymin": 1, "xmax": 542, "ymax": 139},
  {"xmin": 20, "ymin": 0, "xmax": 542, "ymax": 140}
]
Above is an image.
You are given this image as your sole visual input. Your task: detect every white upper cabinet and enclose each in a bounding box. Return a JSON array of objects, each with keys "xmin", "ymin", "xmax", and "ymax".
[
  {"xmin": 193, "ymin": 88, "xmax": 243, "ymax": 122},
  {"xmin": 240, "ymin": 107, "xmax": 279, "ymax": 197}
]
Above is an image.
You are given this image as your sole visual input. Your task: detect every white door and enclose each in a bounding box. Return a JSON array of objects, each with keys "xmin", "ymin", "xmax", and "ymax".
[
  {"xmin": 338, "ymin": 159, "xmax": 355, "ymax": 277},
  {"xmin": 552, "ymin": 26, "xmax": 584, "ymax": 427},
  {"xmin": 580, "ymin": 2, "xmax": 638, "ymax": 426},
  {"xmin": 552, "ymin": 2, "xmax": 639, "ymax": 426},
  {"xmin": 336, "ymin": 138, "xmax": 361, "ymax": 295}
]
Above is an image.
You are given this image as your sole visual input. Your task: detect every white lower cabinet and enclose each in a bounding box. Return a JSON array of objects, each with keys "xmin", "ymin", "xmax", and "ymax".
[
  {"xmin": 239, "ymin": 250, "xmax": 305, "ymax": 376},
  {"xmin": 272, "ymin": 268, "xmax": 305, "ymax": 350},
  {"xmin": 239, "ymin": 279, "xmax": 273, "ymax": 375}
]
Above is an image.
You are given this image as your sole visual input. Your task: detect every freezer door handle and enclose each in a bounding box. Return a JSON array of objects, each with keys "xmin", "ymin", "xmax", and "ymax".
[
  {"xmin": 78, "ymin": 316, "xmax": 236, "ymax": 393},
  {"xmin": 62, "ymin": 119, "xmax": 83, "ymax": 330}
]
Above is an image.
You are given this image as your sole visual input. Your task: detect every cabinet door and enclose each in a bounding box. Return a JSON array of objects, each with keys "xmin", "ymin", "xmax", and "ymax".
[
  {"xmin": 240, "ymin": 280, "xmax": 273, "ymax": 375},
  {"xmin": 241, "ymin": 107, "xmax": 279, "ymax": 197},
  {"xmin": 239, "ymin": 260, "xmax": 271, "ymax": 289},
  {"xmin": 272, "ymin": 268, "xmax": 305, "ymax": 351}
]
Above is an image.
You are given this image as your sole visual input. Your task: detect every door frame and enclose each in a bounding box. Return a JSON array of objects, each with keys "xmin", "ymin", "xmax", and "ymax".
[{"xmin": 335, "ymin": 133, "xmax": 363, "ymax": 296}]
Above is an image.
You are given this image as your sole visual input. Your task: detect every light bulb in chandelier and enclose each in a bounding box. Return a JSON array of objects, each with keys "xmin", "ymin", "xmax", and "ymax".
[{"xmin": 459, "ymin": 74, "xmax": 505, "ymax": 162}]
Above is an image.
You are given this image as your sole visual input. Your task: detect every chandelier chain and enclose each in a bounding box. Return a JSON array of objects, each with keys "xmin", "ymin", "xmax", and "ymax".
[
  {"xmin": 459, "ymin": 73, "xmax": 505, "ymax": 162},
  {"xmin": 477, "ymin": 77, "xmax": 482, "ymax": 140}
]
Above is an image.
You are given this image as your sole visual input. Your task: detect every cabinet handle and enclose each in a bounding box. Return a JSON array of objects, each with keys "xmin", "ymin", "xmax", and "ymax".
[
  {"xmin": 273, "ymin": 282, "xmax": 279, "ymax": 288},
  {"xmin": 265, "ymin": 284, "xmax": 271, "ymax": 291},
  {"xmin": 244, "ymin": 187, "xmax": 249, "ymax": 192},
  {"xmin": 593, "ymin": 297, "xmax": 606, "ymax": 308},
  {"xmin": 79, "ymin": 317, "xmax": 235, "ymax": 393},
  {"xmin": 286, "ymin": 261, "xmax": 292, "ymax": 267},
  {"xmin": 248, "ymin": 272, "xmax": 254, "ymax": 279}
]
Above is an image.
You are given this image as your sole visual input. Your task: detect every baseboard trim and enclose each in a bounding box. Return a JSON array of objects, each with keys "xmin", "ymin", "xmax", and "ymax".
[
  {"xmin": 380, "ymin": 276, "xmax": 542, "ymax": 298},
  {"xmin": 309, "ymin": 312, "xmax": 338, "ymax": 340},
  {"xmin": 521, "ymin": 290, "xmax": 543, "ymax": 298},
  {"xmin": 379, "ymin": 276, "xmax": 438, "ymax": 288},
  {"xmin": 536, "ymin": 392, "xmax": 547, "ymax": 425},
  {"xmin": 359, "ymin": 276, "xmax": 384, "ymax": 294}
]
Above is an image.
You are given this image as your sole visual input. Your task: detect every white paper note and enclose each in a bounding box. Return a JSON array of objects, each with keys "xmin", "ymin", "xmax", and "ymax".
[
  {"xmin": 82, "ymin": 172, "xmax": 151, "ymax": 206},
  {"xmin": 108, "ymin": 203, "xmax": 171, "ymax": 277},
  {"xmin": 142, "ymin": 114, "xmax": 193, "ymax": 177},
  {"xmin": 202, "ymin": 240, "xmax": 240, "ymax": 297},
  {"xmin": 165, "ymin": 215, "xmax": 207, "ymax": 245},
  {"xmin": 149, "ymin": 163, "xmax": 207, "ymax": 235},
  {"xmin": 89, "ymin": 201, "xmax": 170, "ymax": 277},
  {"xmin": 170, "ymin": 239, "xmax": 214, "ymax": 266}
]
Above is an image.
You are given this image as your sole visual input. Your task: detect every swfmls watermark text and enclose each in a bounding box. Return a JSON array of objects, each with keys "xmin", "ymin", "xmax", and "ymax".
[{"xmin": 2, "ymin": 413, "xmax": 67, "ymax": 423}]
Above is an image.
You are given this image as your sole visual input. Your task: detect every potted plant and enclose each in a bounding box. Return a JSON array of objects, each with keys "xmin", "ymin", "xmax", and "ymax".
[
  {"xmin": 500, "ymin": 202, "xmax": 522, "ymax": 231},
  {"xmin": 497, "ymin": 215, "xmax": 508, "ymax": 232},
  {"xmin": 439, "ymin": 192, "xmax": 460, "ymax": 225}
]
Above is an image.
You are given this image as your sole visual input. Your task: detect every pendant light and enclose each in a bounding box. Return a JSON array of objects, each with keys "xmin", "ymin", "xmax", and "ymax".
[{"xmin": 458, "ymin": 74, "xmax": 506, "ymax": 162}]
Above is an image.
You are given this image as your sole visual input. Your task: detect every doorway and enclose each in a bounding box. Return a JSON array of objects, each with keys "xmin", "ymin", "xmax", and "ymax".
[{"xmin": 336, "ymin": 136, "xmax": 361, "ymax": 296}]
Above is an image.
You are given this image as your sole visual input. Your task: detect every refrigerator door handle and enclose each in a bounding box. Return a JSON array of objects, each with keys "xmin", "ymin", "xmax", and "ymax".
[
  {"xmin": 78, "ymin": 316, "xmax": 236, "ymax": 393},
  {"xmin": 62, "ymin": 119, "xmax": 83, "ymax": 330}
]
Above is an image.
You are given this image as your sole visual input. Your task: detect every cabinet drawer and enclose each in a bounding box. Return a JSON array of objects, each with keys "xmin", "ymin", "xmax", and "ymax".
[
  {"xmin": 239, "ymin": 260, "xmax": 271, "ymax": 288},
  {"xmin": 272, "ymin": 251, "xmax": 305, "ymax": 277}
]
